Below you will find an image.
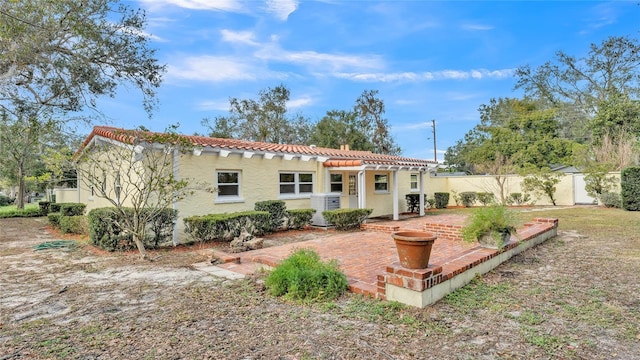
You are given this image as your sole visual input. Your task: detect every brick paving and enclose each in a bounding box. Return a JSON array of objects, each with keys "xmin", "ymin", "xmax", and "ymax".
[
  {"xmin": 217, "ymin": 215, "xmax": 557, "ymax": 299},
  {"xmin": 219, "ymin": 214, "xmax": 478, "ymax": 296}
]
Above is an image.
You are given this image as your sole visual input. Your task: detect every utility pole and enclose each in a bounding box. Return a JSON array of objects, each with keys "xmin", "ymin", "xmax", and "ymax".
[{"xmin": 430, "ymin": 119, "xmax": 437, "ymax": 162}]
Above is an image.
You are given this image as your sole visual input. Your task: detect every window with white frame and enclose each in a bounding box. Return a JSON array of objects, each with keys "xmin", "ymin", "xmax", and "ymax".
[
  {"xmin": 217, "ymin": 171, "xmax": 240, "ymax": 197},
  {"xmin": 280, "ymin": 172, "xmax": 314, "ymax": 195},
  {"xmin": 410, "ymin": 173, "xmax": 419, "ymax": 191},
  {"xmin": 374, "ymin": 174, "xmax": 388, "ymax": 192},
  {"xmin": 330, "ymin": 173, "xmax": 343, "ymax": 193}
]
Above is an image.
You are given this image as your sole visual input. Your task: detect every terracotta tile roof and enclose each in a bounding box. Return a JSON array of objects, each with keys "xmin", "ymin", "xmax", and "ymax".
[{"xmin": 80, "ymin": 125, "xmax": 436, "ymax": 167}]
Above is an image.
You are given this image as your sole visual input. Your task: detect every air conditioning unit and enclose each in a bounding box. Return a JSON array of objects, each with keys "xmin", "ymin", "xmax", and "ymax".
[{"xmin": 310, "ymin": 193, "xmax": 341, "ymax": 227}]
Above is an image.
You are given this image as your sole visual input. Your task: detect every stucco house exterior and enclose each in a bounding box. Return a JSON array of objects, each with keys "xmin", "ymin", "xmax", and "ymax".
[{"xmin": 73, "ymin": 126, "xmax": 439, "ymax": 241}]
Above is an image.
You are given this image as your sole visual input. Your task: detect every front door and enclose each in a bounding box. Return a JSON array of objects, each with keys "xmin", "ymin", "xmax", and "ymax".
[{"xmin": 348, "ymin": 173, "xmax": 358, "ymax": 208}]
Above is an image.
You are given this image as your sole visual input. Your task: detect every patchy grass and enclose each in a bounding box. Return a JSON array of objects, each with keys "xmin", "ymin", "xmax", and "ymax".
[{"xmin": 1, "ymin": 207, "xmax": 639, "ymax": 359}]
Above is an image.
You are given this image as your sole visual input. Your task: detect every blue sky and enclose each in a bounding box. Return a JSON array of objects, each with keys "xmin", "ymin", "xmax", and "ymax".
[{"xmin": 95, "ymin": 0, "xmax": 640, "ymax": 161}]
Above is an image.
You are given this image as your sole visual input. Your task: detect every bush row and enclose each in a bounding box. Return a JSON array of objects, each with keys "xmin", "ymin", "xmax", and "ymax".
[
  {"xmin": 621, "ymin": 166, "xmax": 640, "ymax": 211},
  {"xmin": 88, "ymin": 207, "xmax": 178, "ymax": 251},
  {"xmin": 184, "ymin": 211, "xmax": 270, "ymax": 242},
  {"xmin": 322, "ymin": 208, "xmax": 373, "ymax": 230}
]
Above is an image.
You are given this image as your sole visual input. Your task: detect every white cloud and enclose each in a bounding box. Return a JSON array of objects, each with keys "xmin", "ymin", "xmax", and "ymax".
[
  {"xmin": 255, "ymin": 44, "xmax": 384, "ymax": 72},
  {"xmin": 197, "ymin": 99, "xmax": 230, "ymax": 111},
  {"xmin": 334, "ymin": 69, "xmax": 514, "ymax": 82},
  {"xmin": 167, "ymin": 55, "xmax": 291, "ymax": 82},
  {"xmin": 221, "ymin": 29, "xmax": 258, "ymax": 46},
  {"xmin": 461, "ymin": 23, "xmax": 494, "ymax": 31},
  {"xmin": 266, "ymin": 0, "xmax": 299, "ymax": 20},
  {"xmin": 168, "ymin": 56, "xmax": 258, "ymax": 81},
  {"xmin": 287, "ymin": 96, "xmax": 313, "ymax": 109},
  {"xmin": 139, "ymin": 0, "xmax": 244, "ymax": 12}
]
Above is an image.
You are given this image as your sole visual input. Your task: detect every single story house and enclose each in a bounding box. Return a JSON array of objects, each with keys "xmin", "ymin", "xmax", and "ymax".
[{"xmin": 73, "ymin": 126, "xmax": 438, "ymax": 242}]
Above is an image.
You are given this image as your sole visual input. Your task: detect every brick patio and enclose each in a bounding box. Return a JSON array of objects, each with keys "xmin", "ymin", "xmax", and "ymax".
[{"xmin": 215, "ymin": 214, "xmax": 558, "ymax": 306}]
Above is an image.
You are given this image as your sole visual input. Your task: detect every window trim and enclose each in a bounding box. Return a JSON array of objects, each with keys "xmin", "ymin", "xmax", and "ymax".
[
  {"xmin": 215, "ymin": 170, "xmax": 244, "ymax": 204},
  {"xmin": 410, "ymin": 173, "xmax": 419, "ymax": 192},
  {"xmin": 329, "ymin": 173, "xmax": 343, "ymax": 193},
  {"xmin": 279, "ymin": 172, "xmax": 315, "ymax": 199},
  {"xmin": 374, "ymin": 173, "xmax": 389, "ymax": 193}
]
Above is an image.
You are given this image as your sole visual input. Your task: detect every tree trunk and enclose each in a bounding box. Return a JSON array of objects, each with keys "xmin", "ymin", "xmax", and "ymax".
[
  {"xmin": 133, "ymin": 234, "xmax": 149, "ymax": 260},
  {"xmin": 16, "ymin": 164, "xmax": 25, "ymax": 210}
]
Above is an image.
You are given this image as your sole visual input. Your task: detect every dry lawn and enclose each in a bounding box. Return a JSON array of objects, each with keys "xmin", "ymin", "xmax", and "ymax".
[{"xmin": 0, "ymin": 207, "xmax": 639, "ymax": 359}]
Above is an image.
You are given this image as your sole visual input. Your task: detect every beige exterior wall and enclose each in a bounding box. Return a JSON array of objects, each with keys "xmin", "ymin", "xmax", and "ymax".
[
  {"xmin": 175, "ymin": 152, "xmax": 325, "ymax": 232},
  {"xmin": 54, "ymin": 188, "xmax": 79, "ymax": 204},
  {"xmin": 423, "ymin": 172, "xmax": 620, "ymax": 206}
]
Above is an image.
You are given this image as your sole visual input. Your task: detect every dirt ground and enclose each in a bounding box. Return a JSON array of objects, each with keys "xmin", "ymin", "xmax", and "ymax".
[{"xmin": 1, "ymin": 210, "xmax": 639, "ymax": 359}]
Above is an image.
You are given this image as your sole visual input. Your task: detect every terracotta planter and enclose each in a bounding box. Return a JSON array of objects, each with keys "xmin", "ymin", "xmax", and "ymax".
[{"xmin": 392, "ymin": 231, "xmax": 437, "ymax": 269}]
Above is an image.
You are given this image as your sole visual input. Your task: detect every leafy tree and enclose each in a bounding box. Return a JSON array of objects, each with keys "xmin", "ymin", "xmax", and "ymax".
[
  {"xmin": 514, "ymin": 36, "xmax": 640, "ymax": 143},
  {"xmin": 0, "ymin": 0, "xmax": 164, "ymax": 206},
  {"xmin": 354, "ymin": 90, "xmax": 401, "ymax": 155},
  {"xmin": 0, "ymin": 0, "xmax": 164, "ymax": 117},
  {"xmin": 0, "ymin": 109, "xmax": 59, "ymax": 208},
  {"xmin": 445, "ymin": 98, "xmax": 576, "ymax": 174},
  {"xmin": 521, "ymin": 167, "xmax": 563, "ymax": 206},
  {"xmin": 308, "ymin": 110, "xmax": 373, "ymax": 151},
  {"xmin": 202, "ymin": 84, "xmax": 311, "ymax": 144},
  {"xmin": 74, "ymin": 127, "xmax": 209, "ymax": 260}
]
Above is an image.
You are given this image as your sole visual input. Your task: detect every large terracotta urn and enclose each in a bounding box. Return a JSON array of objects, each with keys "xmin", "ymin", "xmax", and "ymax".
[{"xmin": 392, "ymin": 231, "xmax": 437, "ymax": 269}]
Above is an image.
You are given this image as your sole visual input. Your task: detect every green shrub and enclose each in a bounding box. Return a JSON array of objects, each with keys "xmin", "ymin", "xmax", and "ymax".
[
  {"xmin": 60, "ymin": 203, "xmax": 86, "ymax": 216},
  {"xmin": 146, "ymin": 208, "xmax": 178, "ymax": 248},
  {"xmin": 506, "ymin": 192, "xmax": 532, "ymax": 206},
  {"xmin": 50, "ymin": 203, "xmax": 62, "ymax": 213},
  {"xmin": 286, "ymin": 209, "xmax": 315, "ymax": 230},
  {"xmin": 88, "ymin": 207, "xmax": 179, "ymax": 251},
  {"xmin": 434, "ymin": 192, "xmax": 449, "ymax": 209},
  {"xmin": 476, "ymin": 192, "xmax": 495, "ymax": 206},
  {"xmin": 460, "ymin": 192, "xmax": 477, "ymax": 207},
  {"xmin": 184, "ymin": 211, "xmax": 270, "ymax": 242},
  {"xmin": 265, "ymin": 249, "xmax": 348, "ymax": 302},
  {"xmin": 88, "ymin": 208, "xmax": 134, "ymax": 251},
  {"xmin": 38, "ymin": 201, "xmax": 51, "ymax": 215},
  {"xmin": 600, "ymin": 192, "xmax": 621, "ymax": 208},
  {"xmin": 322, "ymin": 208, "xmax": 372, "ymax": 230},
  {"xmin": 0, "ymin": 195, "xmax": 11, "ymax": 206},
  {"xmin": 254, "ymin": 200, "xmax": 287, "ymax": 232},
  {"xmin": 60, "ymin": 215, "xmax": 88, "ymax": 234},
  {"xmin": 48, "ymin": 212, "xmax": 62, "ymax": 227},
  {"xmin": 621, "ymin": 166, "xmax": 640, "ymax": 211},
  {"xmin": 0, "ymin": 206, "xmax": 42, "ymax": 218},
  {"xmin": 426, "ymin": 198, "xmax": 436, "ymax": 209}
]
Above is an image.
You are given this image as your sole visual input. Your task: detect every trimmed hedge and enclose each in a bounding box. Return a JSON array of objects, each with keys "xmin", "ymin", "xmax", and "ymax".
[
  {"xmin": 60, "ymin": 203, "xmax": 86, "ymax": 216},
  {"xmin": 460, "ymin": 192, "xmax": 477, "ymax": 207},
  {"xmin": 184, "ymin": 211, "xmax": 270, "ymax": 242},
  {"xmin": 38, "ymin": 201, "xmax": 51, "ymax": 216},
  {"xmin": 286, "ymin": 208, "xmax": 315, "ymax": 230},
  {"xmin": 322, "ymin": 208, "xmax": 373, "ymax": 230},
  {"xmin": 434, "ymin": 192, "xmax": 449, "ymax": 209},
  {"xmin": 48, "ymin": 212, "xmax": 62, "ymax": 227},
  {"xmin": 50, "ymin": 203, "xmax": 62, "ymax": 213},
  {"xmin": 601, "ymin": 192, "xmax": 621, "ymax": 208},
  {"xmin": 0, "ymin": 207, "xmax": 42, "ymax": 218},
  {"xmin": 0, "ymin": 195, "xmax": 11, "ymax": 206},
  {"xmin": 60, "ymin": 215, "xmax": 88, "ymax": 234},
  {"xmin": 88, "ymin": 207, "xmax": 178, "ymax": 251},
  {"xmin": 621, "ymin": 166, "xmax": 640, "ymax": 211},
  {"xmin": 507, "ymin": 193, "xmax": 531, "ymax": 206},
  {"xmin": 476, "ymin": 192, "xmax": 495, "ymax": 206},
  {"xmin": 255, "ymin": 200, "xmax": 287, "ymax": 232}
]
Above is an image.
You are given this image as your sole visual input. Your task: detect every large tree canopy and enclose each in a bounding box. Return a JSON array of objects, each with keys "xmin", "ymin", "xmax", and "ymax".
[
  {"xmin": 0, "ymin": 0, "xmax": 164, "ymax": 117},
  {"xmin": 353, "ymin": 90, "xmax": 401, "ymax": 155},
  {"xmin": 514, "ymin": 36, "xmax": 640, "ymax": 143},
  {"xmin": 445, "ymin": 98, "xmax": 577, "ymax": 174},
  {"xmin": 307, "ymin": 110, "xmax": 373, "ymax": 151},
  {"xmin": 0, "ymin": 0, "xmax": 164, "ymax": 207},
  {"xmin": 202, "ymin": 84, "xmax": 311, "ymax": 144}
]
